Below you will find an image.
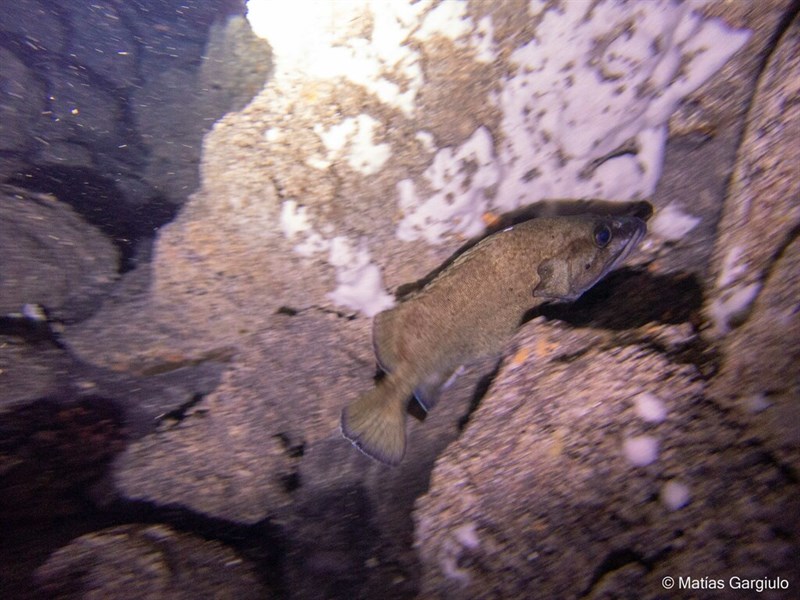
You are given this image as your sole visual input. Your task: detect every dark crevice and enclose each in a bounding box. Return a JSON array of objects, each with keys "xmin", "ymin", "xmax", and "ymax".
[
  {"xmin": 280, "ymin": 472, "xmax": 302, "ymax": 493},
  {"xmin": 458, "ymin": 360, "xmax": 503, "ymax": 431},
  {"xmin": 535, "ymin": 268, "xmax": 704, "ymax": 330},
  {"xmin": 0, "ymin": 311, "xmax": 66, "ymax": 349},
  {"xmin": 0, "ymin": 396, "xmax": 286, "ymax": 598},
  {"xmin": 155, "ymin": 392, "xmax": 206, "ymax": 426},
  {"xmin": 274, "ymin": 432, "xmax": 305, "ymax": 458}
]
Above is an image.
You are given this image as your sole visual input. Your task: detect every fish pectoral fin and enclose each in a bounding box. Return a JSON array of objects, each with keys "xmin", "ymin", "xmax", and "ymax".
[
  {"xmin": 341, "ymin": 375, "xmax": 409, "ymax": 466},
  {"xmin": 414, "ymin": 368, "xmax": 459, "ymax": 412}
]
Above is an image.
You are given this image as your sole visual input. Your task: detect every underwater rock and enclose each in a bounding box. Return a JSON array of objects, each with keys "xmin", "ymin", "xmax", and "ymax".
[
  {"xmin": 647, "ymin": 0, "xmax": 789, "ymax": 280},
  {"xmin": 705, "ymin": 14, "xmax": 800, "ymax": 339},
  {"xmin": 48, "ymin": 2, "xmax": 799, "ymax": 598},
  {"xmin": 133, "ymin": 15, "xmax": 272, "ymax": 208},
  {"xmin": 413, "ymin": 321, "xmax": 797, "ymax": 599},
  {"xmin": 705, "ymin": 15, "xmax": 800, "ymax": 468},
  {"xmin": 0, "ymin": 185, "xmax": 118, "ymax": 321},
  {"xmin": 35, "ymin": 524, "xmax": 266, "ymax": 599},
  {"xmin": 110, "ymin": 307, "xmax": 480, "ymax": 598}
]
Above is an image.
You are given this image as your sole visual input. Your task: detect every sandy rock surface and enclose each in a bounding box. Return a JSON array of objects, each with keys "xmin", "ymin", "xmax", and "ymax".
[{"xmin": 34, "ymin": 524, "xmax": 266, "ymax": 600}]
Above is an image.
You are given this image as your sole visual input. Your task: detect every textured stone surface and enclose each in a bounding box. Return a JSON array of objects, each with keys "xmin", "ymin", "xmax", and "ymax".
[
  {"xmin": 0, "ymin": 185, "xmax": 118, "ymax": 321},
  {"xmin": 704, "ymin": 15, "xmax": 800, "ymax": 468},
  {"xmin": 704, "ymin": 14, "xmax": 800, "ymax": 337},
  {"xmin": 413, "ymin": 322, "xmax": 797, "ymax": 599},
  {"xmin": 647, "ymin": 0, "xmax": 789, "ymax": 280},
  {"xmin": 34, "ymin": 524, "xmax": 266, "ymax": 599},
  {"xmin": 111, "ymin": 308, "xmax": 485, "ymax": 598}
]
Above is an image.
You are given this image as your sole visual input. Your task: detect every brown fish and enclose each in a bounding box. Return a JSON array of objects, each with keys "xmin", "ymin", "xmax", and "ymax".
[{"xmin": 341, "ymin": 214, "xmax": 646, "ymax": 465}]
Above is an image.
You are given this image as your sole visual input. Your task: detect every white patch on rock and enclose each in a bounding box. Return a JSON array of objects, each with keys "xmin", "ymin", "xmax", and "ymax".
[
  {"xmin": 634, "ymin": 392, "xmax": 667, "ymax": 424},
  {"xmin": 279, "ymin": 200, "xmax": 312, "ymax": 239},
  {"xmin": 415, "ymin": 0, "xmax": 471, "ymax": 42},
  {"xmin": 397, "ymin": 126, "xmax": 499, "ymax": 243},
  {"xmin": 709, "ymin": 282, "xmax": 760, "ymax": 337},
  {"xmin": 660, "ymin": 480, "xmax": 691, "ymax": 510},
  {"xmin": 742, "ymin": 393, "xmax": 770, "ymax": 414},
  {"xmin": 247, "ymin": 0, "xmax": 430, "ymax": 117},
  {"xmin": 453, "ymin": 522, "xmax": 480, "ymax": 549},
  {"xmin": 717, "ymin": 246, "xmax": 749, "ymax": 288},
  {"xmin": 623, "ymin": 435, "xmax": 659, "ymax": 467},
  {"xmin": 327, "ymin": 237, "xmax": 395, "ymax": 317},
  {"xmin": 395, "ymin": 1, "xmax": 750, "ymax": 243},
  {"xmin": 313, "ymin": 114, "xmax": 392, "ymax": 176},
  {"xmin": 651, "ymin": 204, "xmax": 701, "ymax": 241},
  {"xmin": 440, "ymin": 522, "xmax": 480, "ymax": 587},
  {"xmin": 471, "ymin": 16, "xmax": 497, "ymax": 62}
]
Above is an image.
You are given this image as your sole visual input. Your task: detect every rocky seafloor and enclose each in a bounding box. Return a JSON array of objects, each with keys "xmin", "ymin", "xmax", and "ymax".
[{"xmin": 1, "ymin": 1, "xmax": 798, "ymax": 598}]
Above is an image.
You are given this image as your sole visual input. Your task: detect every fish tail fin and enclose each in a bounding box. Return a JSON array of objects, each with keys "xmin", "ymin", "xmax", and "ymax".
[{"xmin": 341, "ymin": 376, "xmax": 409, "ymax": 466}]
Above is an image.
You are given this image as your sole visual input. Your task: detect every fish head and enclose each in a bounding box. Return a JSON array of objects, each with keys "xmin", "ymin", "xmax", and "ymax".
[{"xmin": 533, "ymin": 215, "xmax": 646, "ymax": 302}]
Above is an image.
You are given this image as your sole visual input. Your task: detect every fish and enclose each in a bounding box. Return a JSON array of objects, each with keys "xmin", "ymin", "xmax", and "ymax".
[{"xmin": 341, "ymin": 214, "xmax": 647, "ymax": 465}]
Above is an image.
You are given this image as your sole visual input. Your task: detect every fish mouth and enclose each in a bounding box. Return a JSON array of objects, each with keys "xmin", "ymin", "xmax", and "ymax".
[{"xmin": 608, "ymin": 217, "xmax": 647, "ymax": 271}]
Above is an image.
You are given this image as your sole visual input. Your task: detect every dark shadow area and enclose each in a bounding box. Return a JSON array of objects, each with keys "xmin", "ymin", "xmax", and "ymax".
[
  {"xmin": 458, "ymin": 360, "xmax": 503, "ymax": 432},
  {"xmin": 536, "ymin": 268, "xmax": 704, "ymax": 330},
  {"xmin": 282, "ymin": 484, "xmax": 383, "ymax": 599},
  {"xmin": 0, "ymin": 395, "xmax": 127, "ymax": 522},
  {"xmin": 0, "ymin": 395, "xmax": 286, "ymax": 599},
  {"xmin": 8, "ymin": 166, "xmax": 180, "ymax": 272},
  {"xmin": 0, "ymin": 313, "xmax": 65, "ymax": 348}
]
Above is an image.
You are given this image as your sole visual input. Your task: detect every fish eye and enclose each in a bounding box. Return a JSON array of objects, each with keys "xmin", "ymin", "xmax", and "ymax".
[{"xmin": 594, "ymin": 224, "xmax": 612, "ymax": 248}]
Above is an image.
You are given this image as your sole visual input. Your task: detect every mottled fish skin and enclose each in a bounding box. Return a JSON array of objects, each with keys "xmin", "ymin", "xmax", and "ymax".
[{"xmin": 341, "ymin": 214, "xmax": 646, "ymax": 465}]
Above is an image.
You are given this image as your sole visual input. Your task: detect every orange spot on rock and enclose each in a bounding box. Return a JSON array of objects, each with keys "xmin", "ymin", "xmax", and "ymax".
[
  {"xmin": 482, "ymin": 211, "xmax": 501, "ymax": 228},
  {"xmin": 511, "ymin": 346, "xmax": 530, "ymax": 366}
]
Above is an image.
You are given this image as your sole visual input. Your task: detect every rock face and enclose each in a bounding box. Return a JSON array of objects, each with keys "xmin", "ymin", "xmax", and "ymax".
[
  {"xmin": 4, "ymin": 2, "xmax": 799, "ymax": 599},
  {"xmin": 413, "ymin": 323, "xmax": 797, "ymax": 598},
  {"xmin": 414, "ymin": 7, "xmax": 800, "ymax": 599},
  {"xmin": 0, "ymin": 185, "xmax": 118, "ymax": 321},
  {"xmin": 705, "ymin": 15, "xmax": 800, "ymax": 469},
  {"xmin": 0, "ymin": 1, "xmax": 269, "ymax": 263},
  {"xmin": 34, "ymin": 525, "xmax": 266, "ymax": 599}
]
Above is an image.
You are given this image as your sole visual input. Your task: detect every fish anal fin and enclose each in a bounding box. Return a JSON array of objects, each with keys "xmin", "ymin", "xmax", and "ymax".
[{"xmin": 414, "ymin": 368, "xmax": 459, "ymax": 413}]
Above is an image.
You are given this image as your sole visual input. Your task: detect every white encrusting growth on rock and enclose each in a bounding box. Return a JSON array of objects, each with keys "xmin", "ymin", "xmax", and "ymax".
[
  {"xmin": 633, "ymin": 392, "xmax": 668, "ymax": 424},
  {"xmin": 397, "ymin": 127, "xmax": 499, "ymax": 243},
  {"xmin": 396, "ymin": 1, "xmax": 751, "ymax": 243},
  {"xmin": 311, "ymin": 114, "xmax": 391, "ymax": 176},
  {"xmin": 709, "ymin": 245, "xmax": 761, "ymax": 336},
  {"xmin": 440, "ymin": 522, "xmax": 480, "ymax": 586},
  {"xmin": 251, "ymin": 1, "xmax": 752, "ymax": 315},
  {"xmin": 278, "ymin": 202, "xmax": 395, "ymax": 317},
  {"xmin": 279, "ymin": 200, "xmax": 312, "ymax": 239},
  {"xmin": 326, "ymin": 237, "xmax": 395, "ymax": 317},
  {"xmin": 651, "ymin": 204, "xmax": 701, "ymax": 241},
  {"xmin": 623, "ymin": 435, "xmax": 659, "ymax": 467},
  {"xmin": 660, "ymin": 480, "xmax": 691, "ymax": 510}
]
